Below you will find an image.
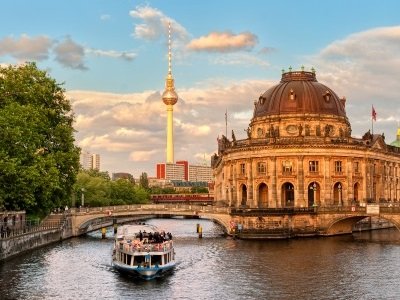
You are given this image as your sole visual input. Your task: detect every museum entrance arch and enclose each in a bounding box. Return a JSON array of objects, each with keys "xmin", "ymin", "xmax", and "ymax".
[
  {"xmin": 258, "ymin": 183, "xmax": 268, "ymax": 208},
  {"xmin": 282, "ymin": 182, "xmax": 294, "ymax": 207}
]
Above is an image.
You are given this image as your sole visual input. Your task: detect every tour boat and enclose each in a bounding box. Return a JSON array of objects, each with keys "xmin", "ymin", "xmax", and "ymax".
[{"xmin": 112, "ymin": 224, "xmax": 176, "ymax": 280}]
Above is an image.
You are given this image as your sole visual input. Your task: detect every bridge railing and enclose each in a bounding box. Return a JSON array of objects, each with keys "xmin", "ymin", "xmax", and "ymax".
[
  {"xmin": 70, "ymin": 204, "xmax": 230, "ymax": 215},
  {"xmin": 230, "ymin": 205, "xmax": 372, "ymax": 215},
  {"xmin": 230, "ymin": 207, "xmax": 316, "ymax": 215},
  {"xmin": 0, "ymin": 219, "xmax": 62, "ymax": 239}
]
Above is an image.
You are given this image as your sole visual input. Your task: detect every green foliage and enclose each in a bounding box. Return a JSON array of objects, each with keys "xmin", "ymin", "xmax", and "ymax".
[
  {"xmin": 74, "ymin": 172, "xmax": 111, "ymax": 207},
  {"xmin": 191, "ymin": 186, "xmax": 209, "ymax": 194},
  {"xmin": 139, "ymin": 172, "xmax": 149, "ymax": 189},
  {"xmin": 85, "ymin": 169, "xmax": 110, "ymax": 181},
  {"xmin": 73, "ymin": 171, "xmax": 150, "ymax": 207},
  {"xmin": 0, "ymin": 63, "xmax": 80, "ymax": 214},
  {"xmin": 148, "ymin": 187, "xmax": 177, "ymax": 194},
  {"xmin": 148, "ymin": 186, "xmax": 209, "ymax": 195}
]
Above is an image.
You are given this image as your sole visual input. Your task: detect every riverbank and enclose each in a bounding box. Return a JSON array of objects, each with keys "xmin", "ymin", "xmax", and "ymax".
[{"xmin": 0, "ymin": 213, "xmax": 70, "ymax": 261}]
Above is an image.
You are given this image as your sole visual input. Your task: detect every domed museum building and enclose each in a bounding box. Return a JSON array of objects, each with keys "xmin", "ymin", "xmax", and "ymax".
[{"xmin": 211, "ymin": 69, "xmax": 400, "ymax": 208}]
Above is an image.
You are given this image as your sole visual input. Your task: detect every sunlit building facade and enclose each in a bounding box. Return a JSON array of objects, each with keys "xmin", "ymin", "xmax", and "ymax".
[
  {"xmin": 212, "ymin": 69, "xmax": 400, "ymax": 208},
  {"xmin": 156, "ymin": 160, "xmax": 213, "ymax": 183}
]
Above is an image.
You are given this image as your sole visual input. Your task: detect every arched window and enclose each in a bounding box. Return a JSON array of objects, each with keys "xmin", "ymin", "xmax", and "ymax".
[{"xmin": 258, "ymin": 183, "xmax": 268, "ymax": 208}]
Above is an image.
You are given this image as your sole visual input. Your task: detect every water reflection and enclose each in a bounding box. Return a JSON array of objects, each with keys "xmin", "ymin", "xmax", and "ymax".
[{"xmin": 1, "ymin": 219, "xmax": 400, "ymax": 299}]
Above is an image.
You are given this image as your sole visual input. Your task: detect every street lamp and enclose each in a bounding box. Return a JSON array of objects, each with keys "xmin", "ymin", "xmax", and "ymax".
[
  {"xmin": 81, "ymin": 188, "xmax": 85, "ymax": 207},
  {"xmin": 338, "ymin": 183, "xmax": 342, "ymax": 206},
  {"xmin": 312, "ymin": 182, "xmax": 317, "ymax": 207}
]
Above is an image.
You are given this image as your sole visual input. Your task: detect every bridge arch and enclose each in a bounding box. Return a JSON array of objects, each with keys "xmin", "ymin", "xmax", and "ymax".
[
  {"xmin": 325, "ymin": 215, "xmax": 367, "ymax": 235},
  {"xmin": 325, "ymin": 214, "xmax": 400, "ymax": 236}
]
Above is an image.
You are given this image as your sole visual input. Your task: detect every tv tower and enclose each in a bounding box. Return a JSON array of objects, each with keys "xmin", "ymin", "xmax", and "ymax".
[{"xmin": 162, "ymin": 22, "xmax": 178, "ymax": 164}]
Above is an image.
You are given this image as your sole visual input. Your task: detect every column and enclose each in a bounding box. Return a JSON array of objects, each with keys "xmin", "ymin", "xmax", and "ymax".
[
  {"xmin": 271, "ymin": 157, "xmax": 277, "ymax": 207},
  {"xmin": 297, "ymin": 155, "xmax": 305, "ymax": 207},
  {"xmin": 247, "ymin": 158, "xmax": 254, "ymax": 207},
  {"xmin": 232, "ymin": 162, "xmax": 237, "ymax": 207},
  {"xmin": 324, "ymin": 157, "xmax": 331, "ymax": 206}
]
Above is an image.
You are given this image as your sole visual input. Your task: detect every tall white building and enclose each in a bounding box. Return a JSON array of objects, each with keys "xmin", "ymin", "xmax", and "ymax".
[
  {"xmin": 80, "ymin": 150, "xmax": 100, "ymax": 171},
  {"xmin": 188, "ymin": 164, "xmax": 213, "ymax": 182},
  {"xmin": 91, "ymin": 154, "xmax": 100, "ymax": 170},
  {"xmin": 80, "ymin": 151, "xmax": 92, "ymax": 169}
]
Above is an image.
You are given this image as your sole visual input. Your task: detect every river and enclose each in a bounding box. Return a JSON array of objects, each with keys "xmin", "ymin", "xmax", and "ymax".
[{"xmin": 1, "ymin": 218, "xmax": 400, "ymax": 299}]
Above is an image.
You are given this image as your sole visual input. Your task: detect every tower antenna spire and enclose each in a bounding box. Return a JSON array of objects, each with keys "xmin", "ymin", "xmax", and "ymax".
[
  {"xmin": 162, "ymin": 21, "xmax": 178, "ymax": 164},
  {"xmin": 168, "ymin": 22, "xmax": 172, "ymax": 75}
]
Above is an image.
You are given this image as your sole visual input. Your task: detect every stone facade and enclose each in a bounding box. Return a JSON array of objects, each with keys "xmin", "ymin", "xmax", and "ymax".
[{"xmin": 212, "ymin": 70, "xmax": 400, "ymax": 208}]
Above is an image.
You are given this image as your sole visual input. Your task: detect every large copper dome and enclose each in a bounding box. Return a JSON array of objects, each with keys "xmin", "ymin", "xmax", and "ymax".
[{"xmin": 254, "ymin": 70, "xmax": 346, "ymax": 118}]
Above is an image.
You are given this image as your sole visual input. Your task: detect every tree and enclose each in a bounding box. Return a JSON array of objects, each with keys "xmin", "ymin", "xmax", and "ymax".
[
  {"xmin": 191, "ymin": 186, "xmax": 209, "ymax": 194},
  {"xmin": 0, "ymin": 63, "xmax": 80, "ymax": 215},
  {"xmin": 74, "ymin": 171, "xmax": 111, "ymax": 207},
  {"xmin": 139, "ymin": 172, "xmax": 149, "ymax": 190},
  {"xmin": 73, "ymin": 170, "xmax": 150, "ymax": 207},
  {"xmin": 110, "ymin": 179, "xmax": 136, "ymax": 205},
  {"xmin": 86, "ymin": 169, "xmax": 111, "ymax": 181}
]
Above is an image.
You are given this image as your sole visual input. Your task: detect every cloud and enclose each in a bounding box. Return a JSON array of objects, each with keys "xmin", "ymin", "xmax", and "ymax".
[
  {"xmin": 69, "ymin": 78, "xmax": 273, "ymax": 176},
  {"xmin": 53, "ymin": 37, "xmax": 87, "ymax": 70},
  {"xmin": 258, "ymin": 47, "xmax": 276, "ymax": 55},
  {"xmin": 0, "ymin": 34, "xmax": 52, "ymax": 61},
  {"xmin": 211, "ymin": 52, "xmax": 269, "ymax": 67},
  {"xmin": 86, "ymin": 49, "xmax": 137, "ymax": 61},
  {"xmin": 129, "ymin": 150, "xmax": 158, "ymax": 162},
  {"xmin": 0, "ymin": 34, "xmax": 134, "ymax": 69},
  {"xmin": 310, "ymin": 26, "xmax": 400, "ymax": 99},
  {"xmin": 129, "ymin": 5, "xmax": 189, "ymax": 42},
  {"xmin": 187, "ymin": 31, "xmax": 258, "ymax": 52},
  {"xmin": 100, "ymin": 14, "xmax": 111, "ymax": 21},
  {"xmin": 308, "ymin": 25, "xmax": 400, "ymax": 141}
]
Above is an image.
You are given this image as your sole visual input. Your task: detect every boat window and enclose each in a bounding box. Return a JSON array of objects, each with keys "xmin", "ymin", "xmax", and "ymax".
[
  {"xmin": 133, "ymin": 255, "xmax": 145, "ymax": 266},
  {"xmin": 152, "ymin": 255, "xmax": 162, "ymax": 266}
]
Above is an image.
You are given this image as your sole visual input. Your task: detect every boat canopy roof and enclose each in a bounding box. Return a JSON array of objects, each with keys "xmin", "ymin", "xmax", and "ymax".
[{"xmin": 116, "ymin": 224, "xmax": 159, "ymax": 239}]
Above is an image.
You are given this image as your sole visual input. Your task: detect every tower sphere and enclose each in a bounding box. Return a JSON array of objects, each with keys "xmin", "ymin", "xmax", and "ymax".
[{"xmin": 162, "ymin": 90, "xmax": 178, "ymax": 106}]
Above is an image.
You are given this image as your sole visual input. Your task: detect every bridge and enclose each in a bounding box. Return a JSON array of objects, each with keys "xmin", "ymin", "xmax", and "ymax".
[
  {"xmin": 68, "ymin": 204, "xmax": 232, "ymax": 237},
  {"xmin": 68, "ymin": 203, "xmax": 400, "ymax": 239}
]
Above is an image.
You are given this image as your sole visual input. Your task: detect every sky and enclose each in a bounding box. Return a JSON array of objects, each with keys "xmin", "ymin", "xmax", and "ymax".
[{"xmin": 1, "ymin": 0, "xmax": 400, "ymax": 178}]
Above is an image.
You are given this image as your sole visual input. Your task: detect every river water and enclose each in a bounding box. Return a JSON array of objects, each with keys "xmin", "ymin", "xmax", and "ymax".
[{"xmin": 1, "ymin": 218, "xmax": 400, "ymax": 300}]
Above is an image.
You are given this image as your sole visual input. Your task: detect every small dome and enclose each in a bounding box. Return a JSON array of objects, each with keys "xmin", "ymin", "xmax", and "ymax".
[
  {"xmin": 390, "ymin": 127, "xmax": 400, "ymax": 148},
  {"xmin": 254, "ymin": 70, "xmax": 346, "ymax": 118}
]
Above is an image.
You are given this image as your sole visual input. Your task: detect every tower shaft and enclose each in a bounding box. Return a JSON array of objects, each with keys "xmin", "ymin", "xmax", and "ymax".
[{"xmin": 166, "ymin": 105, "xmax": 174, "ymax": 163}]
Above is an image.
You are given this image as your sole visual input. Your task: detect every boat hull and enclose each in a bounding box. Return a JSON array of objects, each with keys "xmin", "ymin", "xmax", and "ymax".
[{"xmin": 112, "ymin": 259, "xmax": 175, "ymax": 280}]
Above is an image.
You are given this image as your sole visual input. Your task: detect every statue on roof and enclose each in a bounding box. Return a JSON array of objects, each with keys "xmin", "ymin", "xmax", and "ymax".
[{"xmin": 362, "ymin": 129, "xmax": 372, "ymax": 140}]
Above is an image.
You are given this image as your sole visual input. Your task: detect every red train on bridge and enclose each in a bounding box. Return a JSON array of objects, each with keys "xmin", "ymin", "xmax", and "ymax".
[{"xmin": 151, "ymin": 193, "xmax": 214, "ymax": 205}]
